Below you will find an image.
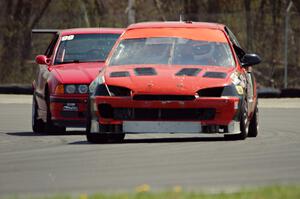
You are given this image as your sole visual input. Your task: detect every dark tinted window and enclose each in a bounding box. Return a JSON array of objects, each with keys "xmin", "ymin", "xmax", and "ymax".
[
  {"xmin": 225, "ymin": 27, "xmax": 245, "ymax": 60},
  {"xmin": 45, "ymin": 34, "xmax": 59, "ymax": 58},
  {"xmin": 55, "ymin": 34, "xmax": 120, "ymax": 64},
  {"xmin": 109, "ymin": 37, "xmax": 235, "ymax": 67}
]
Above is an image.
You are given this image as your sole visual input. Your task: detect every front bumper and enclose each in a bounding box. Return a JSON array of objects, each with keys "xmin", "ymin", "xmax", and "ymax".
[
  {"xmin": 50, "ymin": 95, "xmax": 88, "ymax": 127},
  {"xmin": 90, "ymin": 96, "xmax": 241, "ymax": 134}
]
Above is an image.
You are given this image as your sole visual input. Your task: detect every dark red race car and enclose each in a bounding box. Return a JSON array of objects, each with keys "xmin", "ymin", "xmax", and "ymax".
[
  {"xmin": 32, "ymin": 28, "xmax": 124, "ymax": 133},
  {"xmin": 87, "ymin": 22, "xmax": 261, "ymax": 143}
]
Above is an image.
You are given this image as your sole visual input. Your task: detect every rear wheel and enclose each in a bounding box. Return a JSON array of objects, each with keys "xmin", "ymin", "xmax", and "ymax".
[
  {"xmin": 32, "ymin": 94, "xmax": 45, "ymax": 133},
  {"xmin": 248, "ymin": 106, "xmax": 259, "ymax": 137}
]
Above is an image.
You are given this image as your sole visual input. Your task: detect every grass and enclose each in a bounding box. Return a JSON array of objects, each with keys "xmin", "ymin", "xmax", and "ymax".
[{"xmin": 5, "ymin": 185, "xmax": 300, "ymax": 199}]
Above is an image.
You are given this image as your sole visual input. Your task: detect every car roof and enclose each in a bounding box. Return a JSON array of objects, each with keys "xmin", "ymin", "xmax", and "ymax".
[
  {"xmin": 60, "ymin": 28, "xmax": 124, "ymax": 36},
  {"xmin": 127, "ymin": 21, "xmax": 225, "ymax": 30},
  {"xmin": 123, "ymin": 21, "xmax": 227, "ymax": 42}
]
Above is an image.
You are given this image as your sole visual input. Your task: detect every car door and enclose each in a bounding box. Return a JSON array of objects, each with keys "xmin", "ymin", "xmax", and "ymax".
[{"xmin": 35, "ymin": 34, "xmax": 59, "ymax": 112}]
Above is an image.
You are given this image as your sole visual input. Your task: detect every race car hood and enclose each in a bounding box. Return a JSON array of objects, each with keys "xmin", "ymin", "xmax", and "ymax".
[
  {"xmin": 51, "ymin": 62, "xmax": 104, "ymax": 84},
  {"xmin": 104, "ymin": 65, "xmax": 236, "ymax": 95}
]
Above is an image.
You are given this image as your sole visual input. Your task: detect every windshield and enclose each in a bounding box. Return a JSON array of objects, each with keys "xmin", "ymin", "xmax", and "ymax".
[
  {"xmin": 55, "ymin": 33, "xmax": 120, "ymax": 64},
  {"xmin": 109, "ymin": 37, "xmax": 235, "ymax": 67}
]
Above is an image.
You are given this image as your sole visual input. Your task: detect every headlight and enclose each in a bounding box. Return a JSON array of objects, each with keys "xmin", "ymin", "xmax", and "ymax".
[
  {"xmin": 97, "ymin": 75, "xmax": 105, "ymax": 84},
  {"xmin": 78, "ymin": 85, "xmax": 88, "ymax": 94},
  {"xmin": 89, "ymin": 81, "xmax": 97, "ymax": 94},
  {"xmin": 65, "ymin": 85, "xmax": 76, "ymax": 94},
  {"xmin": 197, "ymin": 84, "xmax": 243, "ymax": 97},
  {"xmin": 222, "ymin": 84, "xmax": 243, "ymax": 96},
  {"xmin": 108, "ymin": 85, "xmax": 131, "ymax": 96}
]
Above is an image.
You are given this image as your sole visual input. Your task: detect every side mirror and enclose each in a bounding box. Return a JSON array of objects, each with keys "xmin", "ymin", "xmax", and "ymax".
[
  {"xmin": 241, "ymin": 54, "xmax": 261, "ymax": 67},
  {"xmin": 35, "ymin": 55, "xmax": 50, "ymax": 65}
]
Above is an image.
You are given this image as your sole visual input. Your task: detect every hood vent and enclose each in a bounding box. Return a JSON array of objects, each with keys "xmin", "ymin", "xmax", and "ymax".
[
  {"xmin": 134, "ymin": 67, "xmax": 157, "ymax": 76},
  {"xmin": 203, "ymin": 72, "xmax": 227, "ymax": 79},
  {"xmin": 110, "ymin": 71, "xmax": 130, "ymax": 77},
  {"xmin": 176, "ymin": 68, "xmax": 201, "ymax": 76}
]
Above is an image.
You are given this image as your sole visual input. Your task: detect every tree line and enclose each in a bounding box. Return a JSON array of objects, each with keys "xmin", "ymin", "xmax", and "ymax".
[{"xmin": 0, "ymin": 0, "xmax": 299, "ymax": 88}]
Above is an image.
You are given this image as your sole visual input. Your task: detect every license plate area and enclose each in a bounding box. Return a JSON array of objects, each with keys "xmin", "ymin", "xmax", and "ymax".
[
  {"xmin": 63, "ymin": 103, "xmax": 78, "ymax": 111},
  {"xmin": 123, "ymin": 121, "xmax": 202, "ymax": 133}
]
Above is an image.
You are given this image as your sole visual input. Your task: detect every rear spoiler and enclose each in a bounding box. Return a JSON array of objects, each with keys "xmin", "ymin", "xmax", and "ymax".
[{"xmin": 31, "ymin": 29, "xmax": 60, "ymax": 34}]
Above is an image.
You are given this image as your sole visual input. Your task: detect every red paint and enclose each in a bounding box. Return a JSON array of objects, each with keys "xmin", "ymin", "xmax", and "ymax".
[
  {"xmin": 91, "ymin": 22, "xmax": 258, "ymax": 132},
  {"xmin": 33, "ymin": 28, "xmax": 124, "ymax": 128},
  {"xmin": 35, "ymin": 55, "xmax": 50, "ymax": 65},
  {"xmin": 104, "ymin": 65, "xmax": 235, "ymax": 95}
]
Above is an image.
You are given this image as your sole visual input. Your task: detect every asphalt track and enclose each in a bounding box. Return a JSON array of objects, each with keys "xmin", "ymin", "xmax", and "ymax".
[{"xmin": 0, "ymin": 95, "xmax": 299, "ymax": 196}]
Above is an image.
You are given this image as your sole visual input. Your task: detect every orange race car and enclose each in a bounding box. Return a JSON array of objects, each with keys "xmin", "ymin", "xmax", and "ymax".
[{"xmin": 86, "ymin": 21, "xmax": 261, "ymax": 143}]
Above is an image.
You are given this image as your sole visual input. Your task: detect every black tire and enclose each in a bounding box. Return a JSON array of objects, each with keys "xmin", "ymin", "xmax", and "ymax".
[
  {"xmin": 109, "ymin": 133, "xmax": 125, "ymax": 143},
  {"xmin": 86, "ymin": 132, "xmax": 107, "ymax": 143},
  {"xmin": 45, "ymin": 93, "xmax": 66, "ymax": 133},
  {"xmin": 86, "ymin": 123, "xmax": 125, "ymax": 144},
  {"xmin": 86, "ymin": 98, "xmax": 91, "ymax": 133},
  {"xmin": 225, "ymin": 99, "xmax": 249, "ymax": 140},
  {"xmin": 32, "ymin": 94, "xmax": 45, "ymax": 133},
  {"xmin": 248, "ymin": 106, "xmax": 259, "ymax": 137},
  {"xmin": 86, "ymin": 98, "xmax": 125, "ymax": 143}
]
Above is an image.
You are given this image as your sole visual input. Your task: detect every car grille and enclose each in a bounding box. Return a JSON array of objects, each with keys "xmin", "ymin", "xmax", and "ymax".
[
  {"xmin": 61, "ymin": 111, "xmax": 86, "ymax": 118},
  {"xmin": 98, "ymin": 104, "xmax": 215, "ymax": 120},
  {"xmin": 133, "ymin": 95, "xmax": 195, "ymax": 101}
]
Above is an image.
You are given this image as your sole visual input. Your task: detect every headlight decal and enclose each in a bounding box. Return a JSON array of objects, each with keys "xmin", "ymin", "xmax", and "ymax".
[
  {"xmin": 222, "ymin": 84, "xmax": 240, "ymax": 97},
  {"xmin": 94, "ymin": 84, "xmax": 110, "ymax": 96},
  {"xmin": 89, "ymin": 75, "xmax": 105, "ymax": 94}
]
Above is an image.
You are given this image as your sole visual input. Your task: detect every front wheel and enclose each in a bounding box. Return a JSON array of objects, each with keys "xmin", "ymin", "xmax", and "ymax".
[
  {"xmin": 87, "ymin": 132, "xmax": 125, "ymax": 144},
  {"xmin": 45, "ymin": 93, "xmax": 66, "ymax": 133},
  {"xmin": 86, "ymin": 122, "xmax": 125, "ymax": 144},
  {"xmin": 225, "ymin": 99, "xmax": 249, "ymax": 140},
  {"xmin": 248, "ymin": 106, "xmax": 259, "ymax": 137}
]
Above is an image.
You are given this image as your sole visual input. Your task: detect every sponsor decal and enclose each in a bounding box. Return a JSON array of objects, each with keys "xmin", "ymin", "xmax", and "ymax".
[{"xmin": 61, "ymin": 35, "xmax": 74, "ymax": 41}]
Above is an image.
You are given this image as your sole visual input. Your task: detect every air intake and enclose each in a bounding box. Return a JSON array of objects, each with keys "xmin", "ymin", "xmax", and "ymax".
[
  {"xmin": 176, "ymin": 68, "xmax": 201, "ymax": 76},
  {"xmin": 110, "ymin": 71, "xmax": 130, "ymax": 77},
  {"xmin": 134, "ymin": 67, "xmax": 157, "ymax": 76},
  {"xmin": 203, "ymin": 72, "xmax": 227, "ymax": 79}
]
